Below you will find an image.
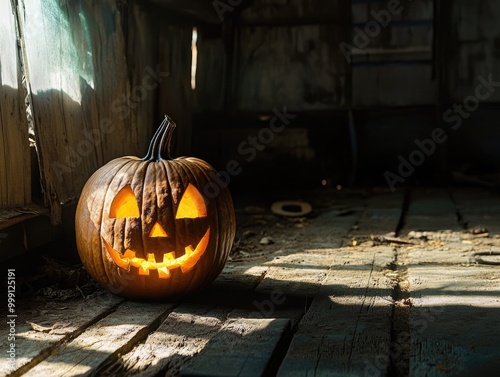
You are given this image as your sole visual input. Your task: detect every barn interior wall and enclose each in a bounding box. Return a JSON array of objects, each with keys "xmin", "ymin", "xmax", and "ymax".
[
  {"xmin": 192, "ymin": 0, "xmax": 500, "ymax": 191},
  {"xmin": 2, "ymin": 0, "xmax": 500, "ymax": 261},
  {"xmin": 0, "ymin": 0, "xmax": 196, "ymax": 261}
]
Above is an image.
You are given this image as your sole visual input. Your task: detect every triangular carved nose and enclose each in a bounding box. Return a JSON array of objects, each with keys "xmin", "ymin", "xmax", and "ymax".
[{"xmin": 149, "ymin": 222, "xmax": 168, "ymax": 238}]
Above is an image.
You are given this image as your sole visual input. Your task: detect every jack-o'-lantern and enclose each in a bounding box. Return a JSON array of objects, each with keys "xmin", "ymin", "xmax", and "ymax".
[{"xmin": 75, "ymin": 116, "xmax": 235, "ymax": 300}]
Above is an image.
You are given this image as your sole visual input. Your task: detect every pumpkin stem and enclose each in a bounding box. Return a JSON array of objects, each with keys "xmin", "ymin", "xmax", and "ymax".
[{"xmin": 143, "ymin": 115, "xmax": 176, "ymax": 161}]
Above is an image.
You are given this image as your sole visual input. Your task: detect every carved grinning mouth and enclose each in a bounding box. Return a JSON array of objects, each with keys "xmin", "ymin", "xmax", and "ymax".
[{"xmin": 103, "ymin": 228, "xmax": 210, "ymax": 279}]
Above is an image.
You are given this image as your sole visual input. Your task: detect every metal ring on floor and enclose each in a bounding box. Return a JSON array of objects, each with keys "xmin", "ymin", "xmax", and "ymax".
[{"xmin": 271, "ymin": 200, "xmax": 312, "ymax": 217}]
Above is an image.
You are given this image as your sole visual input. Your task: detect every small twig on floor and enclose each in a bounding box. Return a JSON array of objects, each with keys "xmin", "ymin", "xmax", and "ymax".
[{"xmin": 75, "ymin": 285, "xmax": 87, "ymax": 299}]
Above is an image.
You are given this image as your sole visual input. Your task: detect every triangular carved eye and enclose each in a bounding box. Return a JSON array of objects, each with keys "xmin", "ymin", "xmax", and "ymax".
[
  {"xmin": 175, "ymin": 183, "xmax": 207, "ymax": 219},
  {"xmin": 110, "ymin": 185, "xmax": 140, "ymax": 218}
]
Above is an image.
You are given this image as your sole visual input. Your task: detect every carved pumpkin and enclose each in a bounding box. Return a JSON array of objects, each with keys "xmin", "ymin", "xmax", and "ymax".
[{"xmin": 75, "ymin": 116, "xmax": 235, "ymax": 300}]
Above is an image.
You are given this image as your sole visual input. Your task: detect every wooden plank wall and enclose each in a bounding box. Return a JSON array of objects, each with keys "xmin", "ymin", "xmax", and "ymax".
[
  {"xmin": 128, "ymin": 2, "xmax": 195, "ymax": 157},
  {"xmin": 443, "ymin": 0, "xmax": 500, "ymax": 178},
  {"xmin": 0, "ymin": 0, "xmax": 31, "ymax": 208},
  {"xmin": 0, "ymin": 0, "xmax": 195, "ymax": 224},
  {"xmin": 194, "ymin": 32, "xmax": 226, "ymax": 113},
  {"xmin": 446, "ymin": 0, "xmax": 500, "ymax": 102},
  {"xmin": 195, "ymin": 0, "xmax": 350, "ymax": 113},
  {"xmin": 19, "ymin": 0, "xmax": 138, "ymax": 221},
  {"xmin": 236, "ymin": 0, "xmax": 349, "ymax": 112},
  {"xmin": 156, "ymin": 24, "xmax": 194, "ymax": 157},
  {"xmin": 351, "ymin": 0, "xmax": 436, "ymax": 107}
]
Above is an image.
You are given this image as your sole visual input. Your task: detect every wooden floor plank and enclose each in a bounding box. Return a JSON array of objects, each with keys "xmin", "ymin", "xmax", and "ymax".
[
  {"xmin": 403, "ymin": 189, "xmax": 500, "ymax": 376},
  {"xmin": 213, "ymin": 264, "xmax": 268, "ymax": 292},
  {"xmin": 255, "ymin": 206, "xmax": 362, "ymax": 298},
  {"xmin": 277, "ymin": 253, "xmax": 394, "ymax": 377},
  {"xmin": 9, "ymin": 189, "xmax": 500, "ymax": 377},
  {"xmin": 180, "ymin": 317, "xmax": 290, "ymax": 377},
  {"xmin": 256, "ymin": 252, "xmax": 337, "ymax": 298},
  {"xmin": 1, "ymin": 290, "xmax": 123, "ymax": 377},
  {"xmin": 100, "ymin": 304, "xmax": 230, "ymax": 377},
  {"xmin": 277, "ymin": 193, "xmax": 402, "ymax": 377},
  {"xmin": 403, "ymin": 188, "xmax": 461, "ymax": 233},
  {"xmin": 349, "ymin": 191, "xmax": 405, "ymax": 240},
  {"xmin": 452, "ymin": 187, "xmax": 500, "ymax": 236},
  {"xmin": 22, "ymin": 301, "xmax": 175, "ymax": 377},
  {"xmin": 408, "ymin": 265, "xmax": 500, "ymax": 377}
]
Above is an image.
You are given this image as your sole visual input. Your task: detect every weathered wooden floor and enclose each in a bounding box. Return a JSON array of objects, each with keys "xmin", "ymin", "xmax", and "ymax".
[{"xmin": 2, "ymin": 187, "xmax": 500, "ymax": 377}]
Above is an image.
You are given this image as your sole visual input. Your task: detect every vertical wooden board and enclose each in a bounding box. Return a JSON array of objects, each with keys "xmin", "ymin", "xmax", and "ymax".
[
  {"xmin": 0, "ymin": 0, "xmax": 31, "ymax": 207},
  {"xmin": 194, "ymin": 36, "xmax": 226, "ymax": 112},
  {"xmin": 180, "ymin": 318, "xmax": 290, "ymax": 377},
  {"xmin": 240, "ymin": 0, "xmax": 344, "ymax": 23},
  {"xmin": 403, "ymin": 189, "xmax": 461, "ymax": 233},
  {"xmin": 0, "ymin": 290, "xmax": 123, "ymax": 376},
  {"xmin": 353, "ymin": 65, "xmax": 436, "ymax": 107},
  {"xmin": 156, "ymin": 24, "xmax": 194, "ymax": 157},
  {"xmin": 408, "ymin": 265, "xmax": 500, "ymax": 377},
  {"xmin": 19, "ymin": 0, "xmax": 134, "ymax": 220},
  {"xmin": 22, "ymin": 301, "xmax": 175, "ymax": 377},
  {"xmin": 100, "ymin": 304, "xmax": 230, "ymax": 377},
  {"xmin": 352, "ymin": 0, "xmax": 434, "ymax": 24},
  {"xmin": 351, "ymin": 26, "xmax": 432, "ymax": 51},
  {"xmin": 235, "ymin": 24, "xmax": 348, "ymax": 112},
  {"xmin": 127, "ymin": 0, "xmax": 160, "ymax": 155},
  {"xmin": 447, "ymin": 0, "xmax": 500, "ymax": 102}
]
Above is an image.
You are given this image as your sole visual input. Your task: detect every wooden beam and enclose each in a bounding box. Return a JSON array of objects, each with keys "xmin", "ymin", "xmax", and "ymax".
[{"xmin": 146, "ymin": 0, "xmax": 221, "ymax": 24}]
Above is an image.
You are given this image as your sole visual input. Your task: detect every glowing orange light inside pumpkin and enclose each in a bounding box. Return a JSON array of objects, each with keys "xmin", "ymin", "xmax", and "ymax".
[
  {"xmin": 110, "ymin": 185, "xmax": 140, "ymax": 218},
  {"xmin": 103, "ymin": 182, "xmax": 210, "ymax": 278},
  {"xmin": 176, "ymin": 183, "xmax": 207, "ymax": 219},
  {"xmin": 103, "ymin": 228, "xmax": 210, "ymax": 278},
  {"xmin": 149, "ymin": 222, "xmax": 168, "ymax": 237}
]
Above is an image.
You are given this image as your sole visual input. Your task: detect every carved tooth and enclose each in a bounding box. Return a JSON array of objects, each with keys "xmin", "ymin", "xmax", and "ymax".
[
  {"xmin": 163, "ymin": 252, "xmax": 175, "ymax": 262},
  {"xmin": 184, "ymin": 245, "xmax": 194, "ymax": 256},
  {"xmin": 129, "ymin": 258, "xmax": 142, "ymax": 268},
  {"xmin": 157, "ymin": 267, "xmax": 171, "ymax": 279},
  {"xmin": 147, "ymin": 253, "xmax": 156, "ymax": 263},
  {"xmin": 104, "ymin": 227, "xmax": 211, "ymax": 274},
  {"xmin": 138, "ymin": 264, "xmax": 150, "ymax": 275}
]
